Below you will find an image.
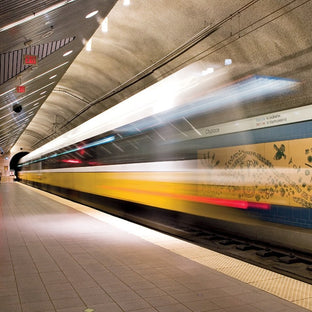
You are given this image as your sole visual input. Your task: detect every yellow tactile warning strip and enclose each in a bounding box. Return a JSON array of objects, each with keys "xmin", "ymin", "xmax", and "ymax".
[{"xmin": 21, "ymin": 184, "xmax": 312, "ymax": 311}]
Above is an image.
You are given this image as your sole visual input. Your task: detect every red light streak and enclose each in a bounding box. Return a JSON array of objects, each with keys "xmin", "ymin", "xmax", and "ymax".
[
  {"xmin": 61, "ymin": 159, "xmax": 82, "ymax": 164},
  {"xmin": 100, "ymin": 185, "xmax": 271, "ymax": 210},
  {"xmin": 78, "ymin": 146, "xmax": 85, "ymax": 155},
  {"xmin": 88, "ymin": 162, "xmax": 100, "ymax": 165}
]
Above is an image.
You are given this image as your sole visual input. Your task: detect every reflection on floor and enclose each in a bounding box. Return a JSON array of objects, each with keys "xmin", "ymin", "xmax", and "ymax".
[{"xmin": 0, "ymin": 182, "xmax": 311, "ymax": 312}]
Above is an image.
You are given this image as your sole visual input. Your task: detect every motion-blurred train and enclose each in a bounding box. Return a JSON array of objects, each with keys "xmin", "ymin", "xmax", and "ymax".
[{"xmin": 19, "ymin": 63, "xmax": 312, "ymax": 254}]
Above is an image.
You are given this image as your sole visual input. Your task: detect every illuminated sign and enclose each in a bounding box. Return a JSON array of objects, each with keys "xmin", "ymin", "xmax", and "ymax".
[
  {"xmin": 16, "ymin": 86, "xmax": 25, "ymax": 93},
  {"xmin": 23, "ymin": 55, "xmax": 37, "ymax": 65}
]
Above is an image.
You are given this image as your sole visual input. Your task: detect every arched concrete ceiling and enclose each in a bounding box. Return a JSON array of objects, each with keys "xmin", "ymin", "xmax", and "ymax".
[{"xmin": 1, "ymin": 0, "xmax": 312, "ymax": 156}]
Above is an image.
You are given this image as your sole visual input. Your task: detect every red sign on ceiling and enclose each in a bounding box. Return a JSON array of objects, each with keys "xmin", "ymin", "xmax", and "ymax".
[
  {"xmin": 16, "ymin": 86, "xmax": 25, "ymax": 93},
  {"xmin": 24, "ymin": 55, "xmax": 37, "ymax": 65}
]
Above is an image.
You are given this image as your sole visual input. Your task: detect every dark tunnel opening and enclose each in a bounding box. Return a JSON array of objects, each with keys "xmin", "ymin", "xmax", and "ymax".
[{"xmin": 9, "ymin": 152, "xmax": 29, "ymax": 181}]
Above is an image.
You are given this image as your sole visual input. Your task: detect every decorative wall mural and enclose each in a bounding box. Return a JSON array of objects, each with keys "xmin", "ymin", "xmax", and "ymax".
[{"xmin": 198, "ymin": 137, "xmax": 312, "ymax": 208}]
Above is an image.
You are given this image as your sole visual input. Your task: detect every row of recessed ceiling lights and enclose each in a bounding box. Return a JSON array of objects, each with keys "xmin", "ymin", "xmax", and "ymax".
[
  {"xmin": 62, "ymin": 0, "xmax": 132, "ymax": 57},
  {"xmin": 15, "ymin": 6, "xmax": 114, "ymax": 110},
  {"xmin": 61, "ymin": 6, "xmax": 102, "ymax": 56},
  {"xmin": 34, "ymin": 5, "xmax": 113, "ymax": 95},
  {"xmin": 85, "ymin": 0, "xmax": 131, "ymax": 20},
  {"xmin": 7, "ymin": 5, "xmax": 103, "ymax": 116},
  {"xmin": 83, "ymin": 0, "xmax": 131, "ymax": 52},
  {"xmin": 7, "ymin": 2, "xmax": 130, "ymax": 149},
  {"xmin": 10, "ymin": 3, "xmax": 131, "ymax": 136},
  {"xmin": 13, "ymin": 5, "xmax": 100, "ymax": 129},
  {"xmin": 4, "ymin": 2, "xmax": 128, "ymax": 152}
]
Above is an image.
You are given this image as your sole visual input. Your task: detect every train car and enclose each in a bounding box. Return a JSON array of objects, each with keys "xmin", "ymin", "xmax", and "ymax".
[{"xmin": 18, "ymin": 62, "xmax": 312, "ymax": 254}]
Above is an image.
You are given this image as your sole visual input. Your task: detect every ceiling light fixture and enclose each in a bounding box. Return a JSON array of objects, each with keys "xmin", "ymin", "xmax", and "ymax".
[
  {"xmin": 1, "ymin": 97, "xmax": 44, "ymax": 120},
  {"xmin": 101, "ymin": 17, "xmax": 108, "ymax": 33},
  {"xmin": 63, "ymin": 50, "xmax": 73, "ymax": 57},
  {"xmin": 0, "ymin": 84, "xmax": 55, "ymax": 113},
  {"xmin": 225, "ymin": 59, "xmax": 232, "ymax": 65},
  {"xmin": 123, "ymin": 0, "xmax": 130, "ymax": 6},
  {"xmin": 0, "ymin": 62, "xmax": 68, "ymax": 98},
  {"xmin": 0, "ymin": 0, "xmax": 77, "ymax": 32},
  {"xmin": 49, "ymin": 74, "xmax": 57, "ymax": 79},
  {"xmin": 40, "ymin": 91, "xmax": 47, "ymax": 95},
  {"xmin": 85, "ymin": 10, "xmax": 99, "ymax": 19}
]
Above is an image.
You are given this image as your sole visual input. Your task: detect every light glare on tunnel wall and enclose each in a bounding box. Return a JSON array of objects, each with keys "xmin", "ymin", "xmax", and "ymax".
[
  {"xmin": 201, "ymin": 67, "xmax": 214, "ymax": 76},
  {"xmin": 102, "ymin": 17, "xmax": 108, "ymax": 33},
  {"xmin": 86, "ymin": 39, "xmax": 92, "ymax": 51}
]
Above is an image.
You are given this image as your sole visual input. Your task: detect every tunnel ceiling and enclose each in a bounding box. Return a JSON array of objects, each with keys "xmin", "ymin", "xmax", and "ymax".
[{"xmin": 1, "ymin": 0, "xmax": 312, "ymax": 155}]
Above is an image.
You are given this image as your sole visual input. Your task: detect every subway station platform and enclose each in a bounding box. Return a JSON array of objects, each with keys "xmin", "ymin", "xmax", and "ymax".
[{"xmin": 1, "ymin": 183, "xmax": 312, "ymax": 312}]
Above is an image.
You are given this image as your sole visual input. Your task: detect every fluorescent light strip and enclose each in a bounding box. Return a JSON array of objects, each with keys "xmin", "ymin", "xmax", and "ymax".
[
  {"xmin": 25, "ymin": 106, "xmax": 39, "ymax": 114},
  {"xmin": 17, "ymin": 116, "xmax": 31, "ymax": 124},
  {"xmin": 0, "ymin": 130, "xmax": 21, "ymax": 142},
  {"xmin": 1, "ymin": 98, "xmax": 45, "ymax": 126},
  {"xmin": 20, "ymin": 135, "xmax": 115, "ymax": 166},
  {"xmin": 0, "ymin": 62, "xmax": 69, "ymax": 98},
  {"xmin": 1, "ymin": 115, "xmax": 29, "ymax": 129},
  {"xmin": 0, "ymin": 83, "xmax": 55, "ymax": 112},
  {"xmin": 0, "ymin": 0, "xmax": 77, "ymax": 32},
  {"xmin": 1, "ymin": 111, "xmax": 34, "ymax": 127},
  {"xmin": 0, "ymin": 96, "xmax": 44, "ymax": 121},
  {"xmin": 23, "ymin": 97, "xmax": 46, "ymax": 108}
]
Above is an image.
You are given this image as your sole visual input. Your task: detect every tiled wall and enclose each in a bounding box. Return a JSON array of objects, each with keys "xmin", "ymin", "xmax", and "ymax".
[
  {"xmin": 248, "ymin": 205, "xmax": 312, "ymax": 229},
  {"xmin": 0, "ymin": 155, "xmax": 13, "ymax": 182}
]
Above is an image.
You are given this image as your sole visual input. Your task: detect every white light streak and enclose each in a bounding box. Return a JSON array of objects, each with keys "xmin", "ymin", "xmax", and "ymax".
[
  {"xmin": 201, "ymin": 67, "xmax": 214, "ymax": 75},
  {"xmin": 0, "ymin": 84, "xmax": 55, "ymax": 112},
  {"xmin": 20, "ymin": 64, "xmax": 299, "ymax": 164}
]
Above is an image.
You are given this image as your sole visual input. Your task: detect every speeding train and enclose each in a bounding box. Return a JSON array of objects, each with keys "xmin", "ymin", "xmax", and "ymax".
[{"xmin": 18, "ymin": 62, "xmax": 312, "ymax": 254}]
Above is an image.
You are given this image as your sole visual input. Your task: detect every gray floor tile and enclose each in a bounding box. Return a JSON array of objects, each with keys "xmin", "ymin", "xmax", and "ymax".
[
  {"xmin": 1, "ymin": 184, "xmax": 311, "ymax": 312},
  {"xmin": 86, "ymin": 302, "xmax": 124, "ymax": 312},
  {"xmin": 155, "ymin": 303, "xmax": 193, "ymax": 312},
  {"xmin": 52, "ymin": 296, "xmax": 85, "ymax": 310},
  {"xmin": 21, "ymin": 300, "xmax": 55, "ymax": 312}
]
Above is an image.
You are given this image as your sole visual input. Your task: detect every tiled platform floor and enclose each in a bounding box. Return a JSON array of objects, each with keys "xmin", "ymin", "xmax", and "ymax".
[{"xmin": 0, "ymin": 182, "xmax": 311, "ymax": 312}]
